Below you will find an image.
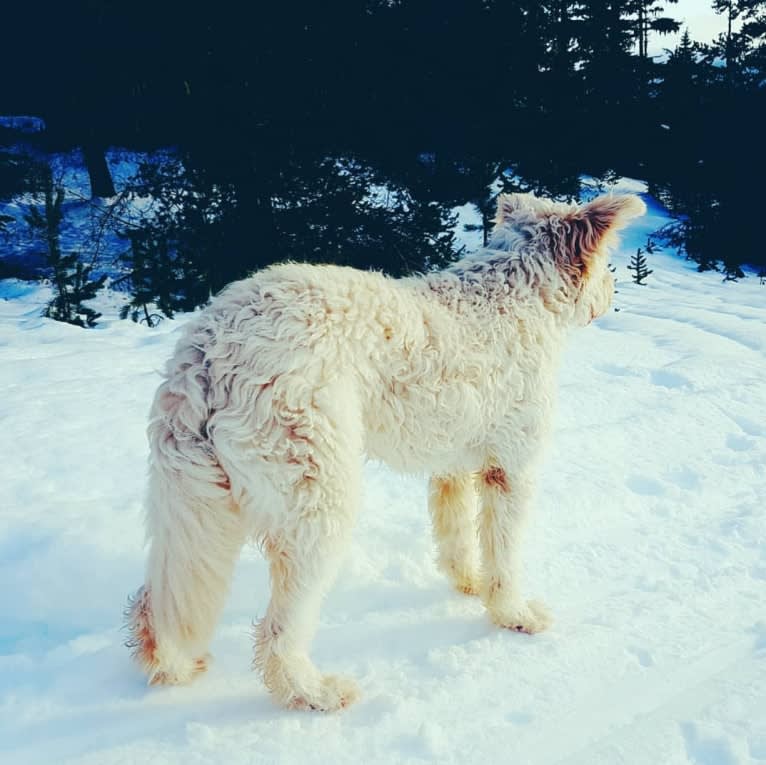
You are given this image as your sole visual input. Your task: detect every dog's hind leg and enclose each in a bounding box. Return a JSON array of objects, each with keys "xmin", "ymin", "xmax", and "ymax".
[
  {"xmin": 477, "ymin": 465, "xmax": 552, "ymax": 634},
  {"xmin": 253, "ymin": 388, "xmax": 362, "ymax": 712},
  {"xmin": 254, "ymin": 521, "xmax": 360, "ymax": 712},
  {"xmin": 428, "ymin": 474, "xmax": 480, "ymax": 595}
]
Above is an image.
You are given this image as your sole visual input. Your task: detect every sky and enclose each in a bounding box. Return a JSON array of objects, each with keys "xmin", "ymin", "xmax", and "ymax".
[{"xmin": 648, "ymin": 0, "xmax": 729, "ymax": 55}]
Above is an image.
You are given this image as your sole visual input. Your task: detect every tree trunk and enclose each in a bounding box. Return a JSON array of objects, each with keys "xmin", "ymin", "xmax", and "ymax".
[
  {"xmin": 82, "ymin": 143, "xmax": 115, "ymax": 198},
  {"xmin": 726, "ymin": 2, "xmax": 733, "ymax": 87},
  {"xmin": 638, "ymin": 1, "xmax": 646, "ymax": 102}
]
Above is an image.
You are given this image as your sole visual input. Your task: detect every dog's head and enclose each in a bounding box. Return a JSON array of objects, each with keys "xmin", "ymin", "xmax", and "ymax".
[{"xmin": 494, "ymin": 192, "xmax": 646, "ymax": 325}]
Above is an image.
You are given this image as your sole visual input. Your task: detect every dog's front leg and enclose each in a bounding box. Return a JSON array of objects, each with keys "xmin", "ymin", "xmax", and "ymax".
[
  {"xmin": 477, "ymin": 464, "xmax": 551, "ymax": 633},
  {"xmin": 428, "ymin": 474, "xmax": 480, "ymax": 595}
]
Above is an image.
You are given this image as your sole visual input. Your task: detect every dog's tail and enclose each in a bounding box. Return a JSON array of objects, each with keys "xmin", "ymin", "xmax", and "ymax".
[{"xmin": 126, "ymin": 333, "xmax": 243, "ymax": 685}]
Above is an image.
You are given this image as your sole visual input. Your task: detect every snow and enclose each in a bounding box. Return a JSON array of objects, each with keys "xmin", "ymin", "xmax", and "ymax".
[
  {"xmin": 0, "ymin": 148, "xmax": 161, "ymax": 279},
  {"xmin": 0, "ymin": 116, "xmax": 45, "ymax": 133},
  {"xmin": 1, "ymin": 191, "xmax": 765, "ymax": 764}
]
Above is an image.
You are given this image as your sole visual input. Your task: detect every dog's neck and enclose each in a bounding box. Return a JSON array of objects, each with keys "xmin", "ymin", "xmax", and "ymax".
[
  {"xmin": 484, "ymin": 223, "xmax": 530, "ymax": 255},
  {"xmin": 426, "ymin": 225, "xmax": 577, "ymax": 322},
  {"xmin": 445, "ymin": 223, "xmax": 543, "ymax": 277}
]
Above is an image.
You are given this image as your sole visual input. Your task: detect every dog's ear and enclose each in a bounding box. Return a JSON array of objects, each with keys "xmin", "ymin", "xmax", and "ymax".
[
  {"xmin": 494, "ymin": 192, "xmax": 539, "ymax": 228},
  {"xmin": 568, "ymin": 195, "xmax": 647, "ymax": 260}
]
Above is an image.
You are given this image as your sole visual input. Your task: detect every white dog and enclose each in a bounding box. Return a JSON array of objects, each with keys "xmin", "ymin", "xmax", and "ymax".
[{"xmin": 126, "ymin": 191, "xmax": 645, "ymax": 711}]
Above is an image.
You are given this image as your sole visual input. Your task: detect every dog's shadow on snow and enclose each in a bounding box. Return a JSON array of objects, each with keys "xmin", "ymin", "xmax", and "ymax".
[
  {"xmin": 2, "ymin": 639, "xmax": 282, "ymax": 763},
  {"xmin": 315, "ymin": 579, "xmax": 495, "ymax": 666},
  {"xmin": 2, "ymin": 577, "xmax": 497, "ymax": 762}
]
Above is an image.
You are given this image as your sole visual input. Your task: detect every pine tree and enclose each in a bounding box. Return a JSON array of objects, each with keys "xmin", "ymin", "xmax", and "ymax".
[
  {"xmin": 118, "ymin": 153, "xmax": 461, "ymax": 324},
  {"xmin": 118, "ymin": 230, "xmax": 205, "ymax": 326},
  {"xmin": 661, "ymin": 28, "xmax": 699, "ymax": 96},
  {"xmin": 712, "ymin": 0, "xmax": 749, "ymax": 82},
  {"xmin": 628, "ymin": 0, "xmax": 680, "ymax": 76},
  {"xmin": 722, "ymin": 261, "xmax": 745, "ymax": 281},
  {"xmin": 627, "ymin": 247, "xmax": 653, "ymax": 284},
  {"xmin": 44, "ymin": 258, "xmax": 106, "ymax": 327},
  {"xmin": 273, "ymin": 156, "xmax": 459, "ymax": 277},
  {"xmin": 24, "ymin": 171, "xmax": 106, "ymax": 327},
  {"xmin": 579, "ymin": 1, "xmax": 636, "ymax": 106},
  {"xmin": 118, "ymin": 155, "xmax": 233, "ymax": 324},
  {"xmin": 707, "ymin": 1, "xmax": 766, "ymax": 88},
  {"xmin": 735, "ymin": 0, "xmax": 766, "ymax": 85}
]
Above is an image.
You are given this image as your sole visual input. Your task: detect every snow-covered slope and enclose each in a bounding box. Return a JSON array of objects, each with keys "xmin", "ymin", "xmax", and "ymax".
[{"xmin": 1, "ymin": 191, "xmax": 764, "ymax": 765}]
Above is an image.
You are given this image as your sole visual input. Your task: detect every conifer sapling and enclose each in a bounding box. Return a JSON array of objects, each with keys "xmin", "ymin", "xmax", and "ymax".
[{"xmin": 628, "ymin": 247, "xmax": 654, "ymax": 284}]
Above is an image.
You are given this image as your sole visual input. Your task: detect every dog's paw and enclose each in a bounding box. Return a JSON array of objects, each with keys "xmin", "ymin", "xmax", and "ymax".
[
  {"xmin": 451, "ymin": 571, "xmax": 480, "ymax": 596},
  {"xmin": 287, "ymin": 674, "xmax": 360, "ymax": 713},
  {"xmin": 490, "ymin": 599, "xmax": 552, "ymax": 634},
  {"xmin": 442, "ymin": 562, "xmax": 481, "ymax": 596},
  {"xmin": 148, "ymin": 653, "xmax": 210, "ymax": 686},
  {"xmin": 456, "ymin": 580, "xmax": 480, "ymax": 596}
]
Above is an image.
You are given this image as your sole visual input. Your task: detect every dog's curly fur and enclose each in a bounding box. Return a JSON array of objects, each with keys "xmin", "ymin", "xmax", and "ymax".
[{"xmin": 125, "ymin": 192, "xmax": 645, "ymax": 711}]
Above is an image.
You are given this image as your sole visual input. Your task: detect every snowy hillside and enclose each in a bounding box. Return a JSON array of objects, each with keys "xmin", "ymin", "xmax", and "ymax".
[{"xmin": 1, "ymin": 190, "xmax": 765, "ymax": 765}]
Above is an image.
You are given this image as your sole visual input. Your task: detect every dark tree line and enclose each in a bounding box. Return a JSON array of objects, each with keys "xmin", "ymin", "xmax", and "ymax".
[{"xmin": 1, "ymin": 1, "xmax": 765, "ymax": 323}]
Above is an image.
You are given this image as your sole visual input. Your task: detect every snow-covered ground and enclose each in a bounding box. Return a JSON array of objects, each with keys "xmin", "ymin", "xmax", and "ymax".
[{"xmin": 1, "ymin": 190, "xmax": 765, "ymax": 764}]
